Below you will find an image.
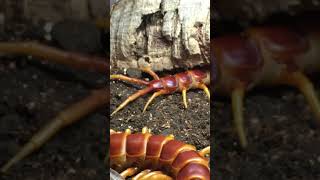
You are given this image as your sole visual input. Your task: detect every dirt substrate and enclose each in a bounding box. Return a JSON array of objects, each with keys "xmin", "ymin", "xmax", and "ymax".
[
  {"xmin": 0, "ymin": 53, "xmax": 107, "ymax": 179},
  {"xmin": 110, "ymin": 69, "xmax": 211, "ymax": 174},
  {"xmin": 213, "ymin": 84, "xmax": 320, "ymax": 179}
]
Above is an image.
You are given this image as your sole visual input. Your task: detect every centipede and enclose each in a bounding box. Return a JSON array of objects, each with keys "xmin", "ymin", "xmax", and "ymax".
[
  {"xmin": 110, "ymin": 68, "xmax": 210, "ymax": 116},
  {"xmin": 110, "ymin": 127, "xmax": 211, "ymax": 180},
  {"xmin": 111, "ymin": 22, "xmax": 320, "ymax": 148}
]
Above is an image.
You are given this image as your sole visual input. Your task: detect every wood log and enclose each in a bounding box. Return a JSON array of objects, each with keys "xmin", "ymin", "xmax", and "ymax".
[{"xmin": 111, "ymin": 0, "xmax": 210, "ymax": 71}]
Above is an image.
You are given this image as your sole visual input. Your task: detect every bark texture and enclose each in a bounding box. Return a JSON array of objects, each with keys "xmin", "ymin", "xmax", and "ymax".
[{"xmin": 111, "ymin": 0, "xmax": 210, "ymax": 71}]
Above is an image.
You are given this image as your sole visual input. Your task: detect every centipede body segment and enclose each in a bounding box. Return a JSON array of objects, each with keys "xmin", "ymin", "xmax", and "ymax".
[
  {"xmin": 110, "ymin": 127, "xmax": 210, "ymax": 180},
  {"xmin": 212, "ymin": 24, "xmax": 320, "ymax": 147}
]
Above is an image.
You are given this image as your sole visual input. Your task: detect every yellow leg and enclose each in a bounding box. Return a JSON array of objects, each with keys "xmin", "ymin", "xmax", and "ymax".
[
  {"xmin": 280, "ymin": 71, "xmax": 320, "ymax": 126},
  {"xmin": 142, "ymin": 127, "xmax": 151, "ymax": 134},
  {"xmin": 132, "ymin": 169, "xmax": 152, "ymax": 180},
  {"xmin": 120, "ymin": 167, "xmax": 138, "ymax": 178},
  {"xmin": 143, "ymin": 90, "xmax": 166, "ymax": 112},
  {"xmin": 231, "ymin": 85, "xmax": 247, "ymax": 148},
  {"xmin": 111, "ymin": 87, "xmax": 153, "ymax": 116},
  {"xmin": 138, "ymin": 171, "xmax": 173, "ymax": 180},
  {"xmin": 199, "ymin": 146, "xmax": 210, "ymax": 157},
  {"xmin": 182, "ymin": 89, "xmax": 188, "ymax": 108},
  {"xmin": 198, "ymin": 83, "xmax": 210, "ymax": 99}
]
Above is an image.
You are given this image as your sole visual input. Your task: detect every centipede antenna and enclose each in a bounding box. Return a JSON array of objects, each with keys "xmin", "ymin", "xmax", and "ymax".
[
  {"xmin": 111, "ymin": 87, "xmax": 154, "ymax": 116},
  {"xmin": 1, "ymin": 89, "xmax": 108, "ymax": 173},
  {"xmin": 182, "ymin": 89, "xmax": 188, "ymax": 108},
  {"xmin": 231, "ymin": 85, "xmax": 248, "ymax": 148},
  {"xmin": 281, "ymin": 71, "xmax": 320, "ymax": 126},
  {"xmin": 143, "ymin": 90, "xmax": 167, "ymax": 112},
  {"xmin": 199, "ymin": 146, "xmax": 210, "ymax": 157},
  {"xmin": 111, "ymin": 74, "xmax": 150, "ymax": 86},
  {"xmin": 120, "ymin": 167, "xmax": 139, "ymax": 178}
]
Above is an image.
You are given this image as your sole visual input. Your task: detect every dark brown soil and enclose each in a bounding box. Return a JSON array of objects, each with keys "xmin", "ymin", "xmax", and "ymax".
[
  {"xmin": 0, "ymin": 32, "xmax": 107, "ymax": 179},
  {"xmin": 213, "ymin": 86, "xmax": 320, "ymax": 180},
  {"xmin": 110, "ymin": 69, "xmax": 210, "ymax": 173}
]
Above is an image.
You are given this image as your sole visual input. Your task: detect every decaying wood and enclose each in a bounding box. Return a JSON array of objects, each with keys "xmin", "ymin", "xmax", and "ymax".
[{"xmin": 111, "ymin": 0, "xmax": 210, "ymax": 71}]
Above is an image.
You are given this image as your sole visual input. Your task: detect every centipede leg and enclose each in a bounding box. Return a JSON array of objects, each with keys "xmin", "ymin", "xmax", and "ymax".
[
  {"xmin": 198, "ymin": 83, "xmax": 210, "ymax": 99},
  {"xmin": 182, "ymin": 89, "xmax": 188, "ymax": 108},
  {"xmin": 199, "ymin": 146, "xmax": 211, "ymax": 157},
  {"xmin": 111, "ymin": 87, "xmax": 154, "ymax": 116},
  {"xmin": 111, "ymin": 74, "xmax": 150, "ymax": 86},
  {"xmin": 143, "ymin": 90, "xmax": 168, "ymax": 112},
  {"xmin": 120, "ymin": 167, "xmax": 139, "ymax": 178},
  {"xmin": 132, "ymin": 169, "xmax": 152, "ymax": 180},
  {"xmin": 135, "ymin": 171, "xmax": 173, "ymax": 180},
  {"xmin": 1, "ymin": 89, "xmax": 108, "ymax": 173},
  {"xmin": 141, "ymin": 127, "xmax": 151, "ymax": 134},
  {"xmin": 231, "ymin": 85, "xmax": 248, "ymax": 148},
  {"xmin": 280, "ymin": 71, "xmax": 320, "ymax": 126}
]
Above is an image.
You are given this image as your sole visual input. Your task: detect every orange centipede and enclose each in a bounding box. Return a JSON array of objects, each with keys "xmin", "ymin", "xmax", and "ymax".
[
  {"xmin": 109, "ymin": 127, "xmax": 210, "ymax": 180},
  {"xmin": 211, "ymin": 23, "xmax": 320, "ymax": 147},
  {"xmin": 110, "ymin": 68, "xmax": 210, "ymax": 116}
]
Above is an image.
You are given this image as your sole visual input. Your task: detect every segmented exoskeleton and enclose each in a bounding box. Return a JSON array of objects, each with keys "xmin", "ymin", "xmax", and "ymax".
[
  {"xmin": 110, "ymin": 127, "xmax": 210, "ymax": 180},
  {"xmin": 212, "ymin": 24, "xmax": 320, "ymax": 147},
  {"xmin": 110, "ymin": 68, "xmax": 210, "ymax": 116}
]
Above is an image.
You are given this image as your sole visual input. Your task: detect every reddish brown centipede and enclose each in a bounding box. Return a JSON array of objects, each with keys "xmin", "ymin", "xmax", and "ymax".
[
  {"xmin": 110, "ymin": 127, "xmax": 210, "ymax": 180},
  {"xmin": 110, "ymin": 68, "xmax": 210, "ymax": 116},
  {"xmin": 212, "ymin": 24, "xmax": 320, "ymax": 147}
]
